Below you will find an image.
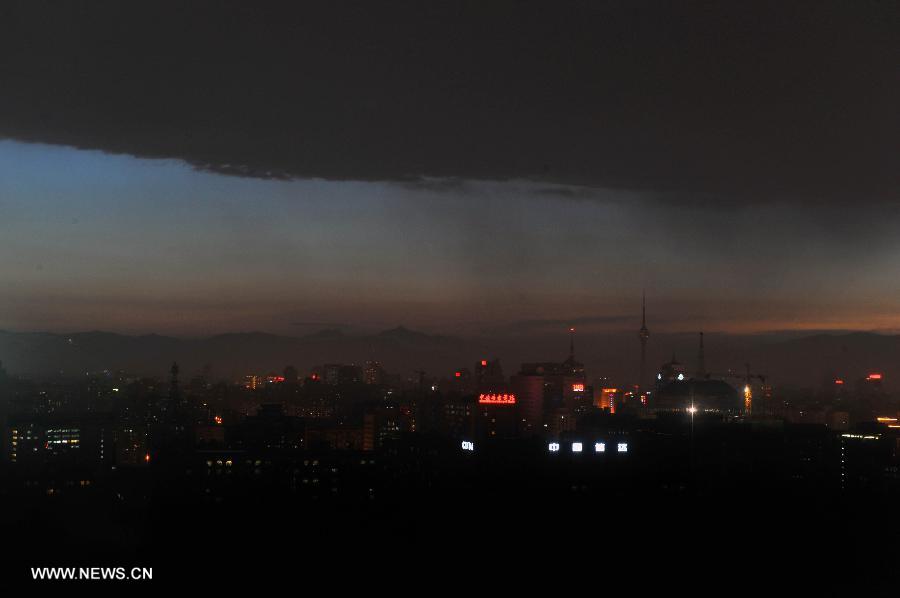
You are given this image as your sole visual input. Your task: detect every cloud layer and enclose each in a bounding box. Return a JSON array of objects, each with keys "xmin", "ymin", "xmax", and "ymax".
[{"xmin": 1, "ymin": 1, "xmax": 896, "ymax": 200}]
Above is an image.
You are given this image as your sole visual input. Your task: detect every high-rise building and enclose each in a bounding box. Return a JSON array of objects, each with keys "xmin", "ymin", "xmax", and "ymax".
[
  {"xmin": 512, "ymin": 329, "xmax": 589, "ymax": 436},
  {"xmin": 364, "ymin": 360, "xmax": 385, "ymax": 385}
]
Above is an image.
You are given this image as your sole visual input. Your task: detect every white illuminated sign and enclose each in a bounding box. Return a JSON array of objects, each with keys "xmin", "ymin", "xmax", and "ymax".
[
  {"xmin": 461, "ymin": 441, "xmax": 474, "ymax": 451},
  {"xmin": 594, "ymin": 442, "xmax": 606, "ymax": 453},
  {"xmin": 572, "ymin": 442, "xmax": 583, "ymax": 453},
  {"xmin": 617, "ymin": 442, "xmax": 628, "ymax": 453},
  {"xmin": 548, "ymin": 442, "xmax": 560, "ymax": 452}
]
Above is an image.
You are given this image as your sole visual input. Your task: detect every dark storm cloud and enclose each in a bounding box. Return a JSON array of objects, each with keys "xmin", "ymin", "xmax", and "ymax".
[{"xmin": 0, "ymin": 0, "xmax": 896, "ymax": 201}]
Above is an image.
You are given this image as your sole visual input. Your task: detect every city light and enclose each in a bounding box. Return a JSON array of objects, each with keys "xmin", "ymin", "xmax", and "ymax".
[
  {"xmin": 481, "ymin": 360, "xmax": 488, "ymax": 367},
  {"xmin": 461, "ymin": 441, "xmax": 474, "ymax": 451},
  {"xmin": 572, "ymin": 442, "xmax": 583, "ymax": 452},
  {"xmin": 548, "ymin": 442, "xmax": 560, "ymax": 452},
  {"xmin": 687, "ymin": 406, "xmax": 697, "ymax": 414},
  {"xmin": 594, "ymin": 442, "xmax": 605, "ymax": 453},
  {"xmin": 867, "ymin": 373, "xmax": 883, "ymax": 381},
  {"xmin": 617, "ymin": 443, "xmax": 628, "ymax": 453},
  {"xmin": 677, "ymin": 373, "xmax": 685, "ymax": 381},
  {"xmin": 834, "ymin": 379, "xmax": 844, "ymax": 385},
  {"xmin": 455, "ymin": 371, "xmax": 461, "ymax": 378},
  {"xmin": 214, "ymin": 415, "xmax": 223, "ymax": 425},
  {"xmin": 478, "ymin": 393, "xmax": 517, "ymax": 405},
  {"xmin": 572, "ymin": 383, "xmax": 585, "ymax": 392}
]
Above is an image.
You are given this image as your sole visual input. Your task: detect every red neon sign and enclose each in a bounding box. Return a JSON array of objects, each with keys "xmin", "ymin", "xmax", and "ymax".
[
  {"xmin": 478, "ymin": 393, "xmax": 516, "ymax": 405},
  {"xmin": 455, "ymin": 371, "xmax": 461, "ymax": 378},
  {"xmin": 834, "ymin": 379, "xmax": 844, "ymax": 385},
  {"xmin": 867, "ymin": 373, "xmax": 883, "ymax": 381},
  {"xmin": 572, "ymin": 383, "xmax": 585, "ymax": 392}
]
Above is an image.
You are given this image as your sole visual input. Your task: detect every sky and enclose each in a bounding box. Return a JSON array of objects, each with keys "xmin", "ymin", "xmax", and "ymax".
[{"xmin": 0, "ymin": 2, "xmax": 897, "ymax": 337}]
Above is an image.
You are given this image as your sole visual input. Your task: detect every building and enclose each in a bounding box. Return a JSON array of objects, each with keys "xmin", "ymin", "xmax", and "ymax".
[
  {"xmin": 364, "ymin": 360, "xmax": 386, "ymax": 385},
  {"xmin": 510, "ymin": 329, "xmax": 589, "ymax": 437}
]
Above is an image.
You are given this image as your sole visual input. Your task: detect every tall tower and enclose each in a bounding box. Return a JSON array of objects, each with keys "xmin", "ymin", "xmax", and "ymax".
[
  {"xmin": 696, "ymin": 332, "xmax": 706, "ymax": 379},
  {"xmin": 568, "ymin": 327, "xmax": 576, "ymax": 361},
  {"xmin": 638, "ymin": 293, "xmax": 650, "ymax": 392}
]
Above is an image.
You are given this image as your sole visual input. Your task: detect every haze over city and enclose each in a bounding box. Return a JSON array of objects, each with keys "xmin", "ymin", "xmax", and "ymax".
[{"xmin": 1, "ymin": 1, "xmax": 897, "ymax": 591}]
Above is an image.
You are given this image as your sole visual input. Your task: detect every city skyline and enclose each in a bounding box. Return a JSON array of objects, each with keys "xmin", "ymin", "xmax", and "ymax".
[{"xmin": 1, "ymin": 2, "xmax": 897, "ymax": 589}]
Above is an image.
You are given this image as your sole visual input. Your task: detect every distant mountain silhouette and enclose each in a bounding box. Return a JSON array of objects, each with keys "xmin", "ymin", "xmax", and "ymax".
[
  {"xmin": 305, "ymin": 329, "xmax": 345, "ymax": 340},
  {"xmin": 373, "ymin": 326, "xmax": 453, "ymax": 344}
]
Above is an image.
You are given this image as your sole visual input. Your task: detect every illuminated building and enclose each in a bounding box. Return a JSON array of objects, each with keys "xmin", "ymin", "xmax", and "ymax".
[
  {"xmin": 478, "ymin": 393, "xmax": 516, "ymax": 405},
  {"xmin": 114, "ymin": 424, "xmax": 150, "ymax": 466},
  {"xmin": 475, "ymin": 395, "xmax": 520, "ymax": 439},
  {"xmin": 865, "ymin": 372, "xmax": 884, "ymax": 392},
  {"xmin": 364, "ymin": 360, "xmax": 385, "ymax": 385},
  {"xmin": 596, "ymin": 387, "xmax": 619, "ymax": 413},
  {"xmin": 839, "ymin": 432, "xmax": 890, "ymax": 492},
  {"xmin": 510, "ymin": 372, "xmax": 544, "ymax": 436},
  {"xmin": 323, "ymin": 364, "xmax": 342, "ymax": 386},
  {"xmin": 656, "ymin": 353, "xmax": 686, "ymax": 386},
  {"xmin": 654, "ymin": 378, "xmax": 741, "ymax": 414},
  {"xmin": 434, "ymin": 395, "xmax": 475, "ymax": 439},
  {"xmin": 511, "ymin": 328, "xmax": 591, "ymax": 436},
  {"xmin": 363, "ymin": 405, "xmax": 404, "ymax": 450},
  {"xmin": 7, "ymin": 414, "xmax": 113, "ymax": 479}
]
